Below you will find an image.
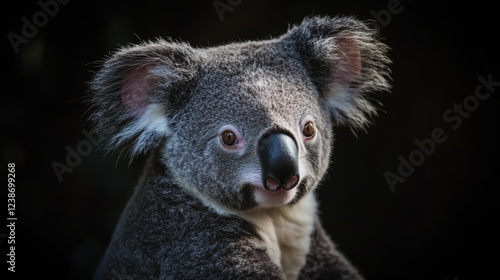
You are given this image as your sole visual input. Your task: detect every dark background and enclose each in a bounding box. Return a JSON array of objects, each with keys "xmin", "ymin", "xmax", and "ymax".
[{"xmin": 2, "ymin": 0, "xmax": 499, "ymax": 279}]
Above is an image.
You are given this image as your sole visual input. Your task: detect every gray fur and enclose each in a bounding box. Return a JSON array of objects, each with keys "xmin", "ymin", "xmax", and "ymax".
[{"xmin": 89, "ymin": 15, "xmax": 391, "ymax": 279}]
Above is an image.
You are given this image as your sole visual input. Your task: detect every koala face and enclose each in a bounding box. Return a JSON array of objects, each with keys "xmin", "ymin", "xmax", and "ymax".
[
  {"xmin": 89, "ymin": 16, "xmax": 390, "ymax": 211},
  {"xmin": 163, "ymin": 44, "xmax": 334, "ymax": 210}
]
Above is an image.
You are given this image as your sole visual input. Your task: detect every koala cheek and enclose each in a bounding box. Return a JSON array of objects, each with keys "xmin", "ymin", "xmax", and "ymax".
[{"xmin": 300, "ymin": 135, "xmax": 329, "ymax": 181}]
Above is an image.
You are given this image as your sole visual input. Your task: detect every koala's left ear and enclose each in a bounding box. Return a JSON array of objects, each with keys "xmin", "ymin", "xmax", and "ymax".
[
  {"xmin": 283, "ymin": 16, "xmax": 391, "ymax": 130},
  {"xmin": 88, "ymin": 39, "xmax": 200, "ymax": 157}
]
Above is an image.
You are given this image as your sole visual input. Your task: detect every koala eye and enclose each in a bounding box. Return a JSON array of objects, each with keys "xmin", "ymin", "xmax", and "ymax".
[
  {"xmin": 221, "ymin": 130, "xmax": 238, "ymax": 146},
  {"xmin": 302, "ymin": 121, "xmax": 316, "ymax": 138}
]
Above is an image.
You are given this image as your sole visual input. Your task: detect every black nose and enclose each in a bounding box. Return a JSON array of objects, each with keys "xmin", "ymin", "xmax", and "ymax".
[{"xmin": 258, "ymin": 133, "xmax": 300, "ymax": 192}]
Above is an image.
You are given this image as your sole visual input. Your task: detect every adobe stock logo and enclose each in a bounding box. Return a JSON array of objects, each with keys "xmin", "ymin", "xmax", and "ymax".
[
  {"xmin": 384, "ymin": 74, "xmax": 499, "ymax": 192},
  {"xmin": 7, "ymin": 0, "xmax": 70, "ymax": 54},
  {"xmin": 370, "ymin": 0, "xmax": 412, "ymax": 30},
  {"xmin": 212, "ymin": 0, "xmax": 243, "ymax": 21},
  {"xmin": 51, "ymin": 129, "xmax": 101, "ymax": 183}
]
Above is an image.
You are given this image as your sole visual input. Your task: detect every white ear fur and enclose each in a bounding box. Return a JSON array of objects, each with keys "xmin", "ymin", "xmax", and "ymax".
[
  {"xmin": 325, "ymin": 83, "xmax": 377, "ymax": 130},
  {"xmin": 113, "ymin": 103, "xmax": 170, "ymax": 156},
  {"xmin": 324, "ymin": 34, "xmax": 376, "ymax": 129}
]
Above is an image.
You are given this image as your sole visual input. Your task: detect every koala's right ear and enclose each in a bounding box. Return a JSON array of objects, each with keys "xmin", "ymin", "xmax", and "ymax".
[
  {"xmin": 283, "ymin": 16, "xmax": 391, "ymax": 131},
  {"xmin": 88, "ymin": 39, "xmax": 199, "ymax": 157}
]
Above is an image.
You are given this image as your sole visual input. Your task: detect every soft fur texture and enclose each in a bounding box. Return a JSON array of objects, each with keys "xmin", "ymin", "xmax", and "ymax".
[{"xmin": 89, "ymin": 15, "xmax": 391, "ymax": 280}]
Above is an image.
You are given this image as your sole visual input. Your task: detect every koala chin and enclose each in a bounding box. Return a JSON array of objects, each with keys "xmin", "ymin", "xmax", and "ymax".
[{"xmin": 89, "ymin": 15, "xmax": 391, "ymax": 280}]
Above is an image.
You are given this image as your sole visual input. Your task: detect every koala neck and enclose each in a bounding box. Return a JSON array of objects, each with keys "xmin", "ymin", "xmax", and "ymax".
[
  {"xmin": 236, "ymin": 193, "xmax": 318, "ymax": 280},
  {"xmin": 185, "ymin": 184, "xmax": 318, "ymax": 280}
]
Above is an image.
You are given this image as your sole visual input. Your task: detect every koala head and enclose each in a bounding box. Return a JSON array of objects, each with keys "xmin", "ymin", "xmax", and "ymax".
[{"xmin": 89, "ymin": 16, "xmax": 390, "ymax": 211}]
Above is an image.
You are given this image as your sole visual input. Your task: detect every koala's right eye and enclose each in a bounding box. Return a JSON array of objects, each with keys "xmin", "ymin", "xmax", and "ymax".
[
  {"xmin": 302, "ymin": 121, "xmax": 316, "ymax": 138},
  {"xmin": 221, "ymin": 130, "xmax": 238, "ymax": 146}
]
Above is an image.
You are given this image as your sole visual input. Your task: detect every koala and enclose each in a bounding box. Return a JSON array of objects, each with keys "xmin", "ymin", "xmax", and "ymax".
[{"xmin": 89, "ymin": 15, "xmax": 390, "ymax": 280}]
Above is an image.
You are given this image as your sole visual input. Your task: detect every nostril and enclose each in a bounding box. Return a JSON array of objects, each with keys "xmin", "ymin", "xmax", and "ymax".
[
  {"xmin": 263, "ymin": 175, "xmax": 300, "ymax": 192},
  {"xmin": 264, "ymin": 177, "xmax": 281, "ymax": 192},
  {"xmin": 282, "ymin": 175, "xmax": 299, "ymax": 190}
]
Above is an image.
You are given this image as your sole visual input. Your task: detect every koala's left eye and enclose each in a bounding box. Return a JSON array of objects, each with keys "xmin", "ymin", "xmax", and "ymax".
[
  {"xmin": 221, "ymin": 130, "xmax": 238, "ymax": 146},
  {"xmin": 302, "ymin": 121, "xmax": 316, "ymax": 138}
]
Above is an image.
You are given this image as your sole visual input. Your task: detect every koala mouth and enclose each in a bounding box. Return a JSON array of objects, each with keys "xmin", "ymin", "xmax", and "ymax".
[
  {"xmin": 237, "ymin": 176, "xmax": 310, "ymax": 210},
  {"xmin": 253, "ymin": 185, "xmax": 298, "ymax": 207},
  {"xmin": 250, "ymin": 179, "xmax": 308, "ymax": 208}
]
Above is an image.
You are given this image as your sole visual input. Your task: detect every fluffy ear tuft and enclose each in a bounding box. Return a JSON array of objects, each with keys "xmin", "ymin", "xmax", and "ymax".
[
  {"xmin": 285, "ymin": 15, "xmax": 392, "ymax": 131},
  {"xmin": 88, "ymin": 39, "xmax": 200, "ymax": 157}
]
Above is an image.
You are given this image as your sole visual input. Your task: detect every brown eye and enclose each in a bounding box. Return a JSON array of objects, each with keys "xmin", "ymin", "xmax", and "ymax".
[
  {"xmin": 303, "ymin": 121, "xmax": 315, "ymax": 138},
  {"xmin": 221, "ymin": 130, "xmax": 237, "ymax": 146}
]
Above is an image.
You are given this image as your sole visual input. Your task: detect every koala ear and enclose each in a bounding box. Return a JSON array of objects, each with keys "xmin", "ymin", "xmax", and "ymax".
[
  {"xmin": 88, "ymin": 39, "xmax": 199, "ymax": 157},
  {"xmin": 285, "ymin": 16, "xmax": 391, "ymax": 130}
]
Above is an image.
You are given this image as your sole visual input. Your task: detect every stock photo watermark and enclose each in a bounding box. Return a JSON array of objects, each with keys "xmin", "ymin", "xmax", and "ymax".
[
  {"xmin": 7, "ymin": 0, "xmax": 70, "ymax": 54},
  {"xmin": 6, "ymin": 163, "xmax": 17, "ymax": 272},
  {"xmin": 384, "ymin": 73, "xmax": 499, "ymax": 192},
  {"xmin": 213, "ymin": 0, "xmax": 243, "ymax": 21},
  {"xmin": 370, "ymin": 0, "xmax": 413, "ymax": 30},
  {"xmin": 51, "ymin": 129, "xmax": 101, "ymax": 182}
]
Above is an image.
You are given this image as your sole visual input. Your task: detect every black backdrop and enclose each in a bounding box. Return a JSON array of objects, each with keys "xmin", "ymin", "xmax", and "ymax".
[{"xmin": 2, "ymin": 1, "xmax": 499, "ymax": 279}]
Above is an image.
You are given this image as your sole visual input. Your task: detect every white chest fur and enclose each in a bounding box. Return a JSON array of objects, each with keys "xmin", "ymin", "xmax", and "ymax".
[{"xmin": 239, "ymin": 193, "xmax": 317, "ymax": 280}]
